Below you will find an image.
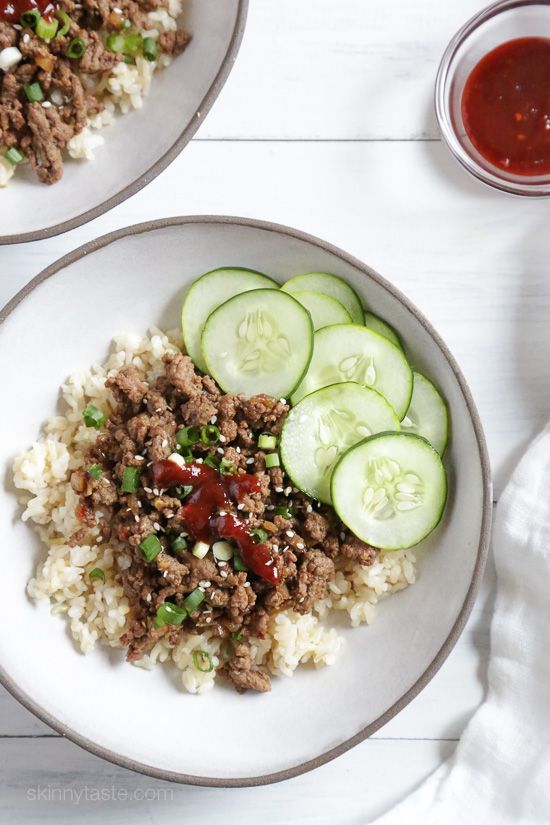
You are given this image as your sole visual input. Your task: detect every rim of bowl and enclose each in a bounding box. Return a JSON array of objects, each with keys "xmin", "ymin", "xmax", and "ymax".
[
  {"xmin": 435, "ymin": 0, "xmax": 550, "ymax": 197},
  {"xmin": 0, "ymin": 215, "xmax": 493, "ymax": 787},
  {"xmin": 0, "ymin": 3, "xmax": 249, "ymax": 246}
]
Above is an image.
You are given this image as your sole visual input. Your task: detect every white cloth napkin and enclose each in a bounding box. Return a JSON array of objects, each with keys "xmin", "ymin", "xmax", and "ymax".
[{"xmin": 372, "ymin": 424, "xmax": 550, "ymax": 825}]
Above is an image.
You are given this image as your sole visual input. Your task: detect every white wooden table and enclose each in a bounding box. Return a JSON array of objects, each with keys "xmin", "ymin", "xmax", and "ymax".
[{"xmin": 2, "ymin": 1, "xmax": 549, "ymax": 820}]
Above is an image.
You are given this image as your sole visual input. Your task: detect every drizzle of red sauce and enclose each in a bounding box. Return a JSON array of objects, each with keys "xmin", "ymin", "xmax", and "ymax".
[
  {"xmin": 151, "ymin": 461, "xmax": 278, "ymax": 585},
  {"xmin": 462, "ymin": 37, "xmax": 550, "ymax": 176},
  {"xmin": 0, "ymin": 0, "xmax": 55, "ymax": 23}
]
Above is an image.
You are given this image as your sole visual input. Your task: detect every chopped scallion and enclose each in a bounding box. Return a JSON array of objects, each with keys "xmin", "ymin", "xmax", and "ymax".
[
  {"xmin": 142, "ymin": 36, "xmax": 157, "ymax": 61},
  {"xmin": 212, "ymin": 540, "xmax": 234, "ymax": 561},
  {"xmin": 233, "ymin": 553, "xmax": 248, "ymax": 572},
  {"xmin": 203, "ymin": 454, "xmax": 220, "ymax": 469},
  {"xmin": 192, "ymin": 649, "xmax": 213, "ymax": 673},
  {"xmin": 105, "ymin": 32, "xmax": 126, "ymax": 52},
  {"xmin": 265, "ymin": 453, "xmax": 280, "ymax": 469},
  {"xmin": 171, "ymin": 535, "xmax": 188, "ymax": 553},
  {"xmin": 275, "ymin": 505, "xmax": 293, "ymax": 519},
  {"xmin": 191, "ymin": 540, "xmax": 210, "ymax": 559},
  {"xmin": 36, "ymin": 15, "xmax": 58, "ymax": 40},
  {"xmin": 5, "ymin": 147, "xmax": 25, "ymax": 165},
  {"xmin": 200, "ymin": 424, "xmax": 220, "ymax": 446},
  {"xmin": 121, "ymin": 466, "xmax": 140, "ymax": 493},
  {"xmin": 250, "ymin": 527, "xmax": 268, "ymax": 544},
  {"xmin": 258, "ymin": 433, "xmax": 277, "ymax": 450},
  {"xmin": 139, "ymin": 533, "xmax": 162, "ymax": 562},
  {"xmin": 82, "ymin": 404, "xmax": 106, "ymax": 428},
  {"xmin": 24, "ymin": 82, "xmax": 44, "ymax": 102},
  {"xmin": 219, "ymin": 458, "xmax": 237, "ymax": 476},
  {"xmin": 183, "ymin": 587, "xmax": 205, "ymax": 614},
  {"xmin": 173, "ymin": 484, "xmax": 193, "ymax": 500},
  {"xmin": 231, "ymin": 631, "xmax": 243, "ymax": 641},
  {"xmin": 154, "ymin": 601, "xmax": 187, "ymax": 628},
  {"xmin": 176, "ymin": 425, "xmax": 200, "ymax": 448},
  {"xmin": 21, "ymin": 9, "xmax": 40, "ymax": 27},
  {"xmin": 89, "ymin": 567, "xmax": 105, "ymax": 583},
  {"xmin": 67, "ymin": 36, "xmax": 86, "ymax": 58},
  {"xmin": 56, "ymin": 9, "xmax": 71, "ymax": 36},
  {"xmin": 88, "ymin": 464, "xmax": 104, "ymax": 480}
]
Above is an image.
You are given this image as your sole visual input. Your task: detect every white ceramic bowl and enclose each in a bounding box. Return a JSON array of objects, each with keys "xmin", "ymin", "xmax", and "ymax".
[
  {"xmin": 0, "ymin": 217, "xmax": 492, "ymax": 786},
  {"xmin": 0, "ymin": 2, "xmax": 247, "ymax": 245}
]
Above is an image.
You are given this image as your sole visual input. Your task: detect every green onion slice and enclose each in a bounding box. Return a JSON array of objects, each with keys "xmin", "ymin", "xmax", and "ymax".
[
  {"xmin": 192, "ymin": 649, "xmax": 213, "ymax": 673},
  {"xmin": 258, "ymin": 433, "xmax": 277, "ymax": 450},
  {"xmin": 231, "ymin": 631, "xmax": 243, "ymax": 641},
  {"xmin": 24, "ymin": 82, "xmax": 44, "ymax": 102},
  {"xmin": 21, "ymin": 9, "xmax": 40, "ymax": 27},
  {"xmin": 275, "ymin": 505, "xmax": 293, "ymax": 519},
  {"xmin": 200, "ymin": 424, "xmax": 220, "ymax": 446},
  {"xmin": 142, "ymin": 36, "xmax": 158, "ymax": 61},
  {"xmin": 176, "ymin": 426, "xmax": 200, "ymax": 448},
  {"xmin": 139, "ymin": 533, "xmax": 162, "ymax": 562},
  {"xmin": 154, "ymin": 601, "xmax": 187, "ymax": 628},
  {"xmin": 233, "ymin": 553, "xmax": 248, "ymax": 572},
  {"xmin": 5, "ymin": 147, "xmax": 25, "ymax": 165},
  {"xmin": 250, "ymin": 527, "xmax": 268, "ymax": 544},
  {"xmin": 67, "ymin": 36, "xmax": 86, "ymax": 58},
  {"xmin": 203, "ymin": 455, "xmax": 220, "ymax": 469},
  {"xmin": 219, "ymin": 459, "xmax": 237, "ymax": 476},
  {"xmin": 56, "ymin": 9, "xmax": 71, "ymax": 36},
  {"xmin": 121, "ymin": 466, "xmax": 140, "ymax": 493},
  {"xmin": 171, "ymin": 535, "xmax": 188, "ymax": 553},
  {"xmin": 82, "ymin": 404, "xmax": 106, "ymax": 428},
  {"xmin": 265, "ymin": 453, "xmax": 280, "ymax": 468},
  {"xmin": 89, "ymin": 567, "xmax": 106, "ymax": 583},
  {"xmin": 183, "ymin": 587, "xmax": 205, "ymax": 614},
  {"xmin": 105, "ymin": 32, "xmax": 126, "ymax": 52},
  {"xmin": 173, "ymin": 485, "xmax": 192, "ymax": 500},
  {"xmin": 36, "ymin": 15, "xmax": 58, "ymax": 40},
  {"xmin": 88, "ymin": 464, "xmax": 104, "ymax": 480}
]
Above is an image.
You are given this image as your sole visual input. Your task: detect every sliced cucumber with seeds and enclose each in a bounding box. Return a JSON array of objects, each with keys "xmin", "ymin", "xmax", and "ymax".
[
  {"xmin": 402, "ymin": 372, "xmax": 449, "ymax": 455},
  {"xmin": 282, "ymin": 272, "xmax": 364, "ymax": 325},
  {"xmin": 280, "ymin": 382, "xmax": 400, "ymax": 503},
  {"xmin": 291, "ymin": 324, "xmax": 413, "ymax": 419},
  {"xmin": 182, "ymin": 267, "xmax": 278, "ymax": 372},
  {"xmin": 291, "ymin": 291, "xmax": 352, "ymax": 330},
  {"xmin": 202, "ymin": 289, "xmax": 313, "ymax": 398},
  {"xmin": 364, "ymin": 312, "xmax": 403, "ymax": 350},
  {"xmin": 331, "ymin": 432, "xmax": 447, "ymax": 550}
]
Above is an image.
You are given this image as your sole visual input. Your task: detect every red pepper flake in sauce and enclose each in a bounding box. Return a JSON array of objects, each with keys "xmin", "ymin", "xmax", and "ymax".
[
  {"xmin": 150, "ymin": 460, "xmax": 278, "ymax": 585},
  {"xmin": 462, "ymin": 37, "xmax": 550, "ymax": 176}
]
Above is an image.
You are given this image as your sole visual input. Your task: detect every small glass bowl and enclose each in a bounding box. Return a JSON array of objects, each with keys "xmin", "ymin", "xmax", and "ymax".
[{"xmin": 435, "ymin": 0, "xmax": 550, "ymax": 196}]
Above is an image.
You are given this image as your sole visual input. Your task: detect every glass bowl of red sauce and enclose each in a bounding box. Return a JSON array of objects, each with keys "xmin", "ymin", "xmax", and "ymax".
[{"xmin": 436, "ymin": 0, "xmax": 550, "ymax": 196}]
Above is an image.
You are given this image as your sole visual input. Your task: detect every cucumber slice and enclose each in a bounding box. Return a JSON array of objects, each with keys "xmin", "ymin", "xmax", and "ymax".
[
  {"xmin": 202, "ymin": 289, "xmax": 313, "ymax": 398},
  {"xmin": 182, "ymin": 267, "xmax": 278, "ymax": 372},
  {"xmin": 291, "ymin": 291, "xmax": 352, "ymax": 330},
  {"xmin": 282, "ymin": 272, "xmax": 364, "ymax": 325},
  {"xmin": 280, "ymin": 382, "xmax": 400, "ymax": 503},
  {"xmin": 364, "ymin": 311, "xmax": 403, "ymax": 350},
  {"xmin": 331, "ymin": 432, "xmax": 447, "ymax": 550},
  {"xmin": 402, "ymin": 372, "xmax": 449, "ymax": 455},
  {"xmin": 291, "ymin": 324, "xmax": 413, "ymax": 419}
]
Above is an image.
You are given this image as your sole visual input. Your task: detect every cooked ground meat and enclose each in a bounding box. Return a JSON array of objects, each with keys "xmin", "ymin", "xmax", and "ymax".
[
  {"xmin": 0, "ymin": 0, "xmax": 190, "ymax": 184},
  {"xmin": 74, "ymin": 353, "xmax": 379, "ymax": 692}
]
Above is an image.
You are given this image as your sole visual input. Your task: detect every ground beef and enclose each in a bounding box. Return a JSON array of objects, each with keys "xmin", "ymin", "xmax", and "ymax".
[
  {"xmin": 0, "ymin": 1, "xmax": 190, "ymax": 184},
  {"xmin": 71, "ymin": 353, "xmax": 380, "ymax": 692},
  {"xmin": 220, "ymin": 644, "xmax": 271, "ymax": 693}
]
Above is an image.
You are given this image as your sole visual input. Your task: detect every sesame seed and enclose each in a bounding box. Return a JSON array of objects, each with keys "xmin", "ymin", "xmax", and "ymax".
[
  {"xmin": 306, "ymin": 505, "xmax": 313, "ymax": 513},
  {"xmin": 219, "ymin": 435, "xmax": 226, "ymax": 443},
  {"xmin": 152, "ymin": 488, "xmax": 160, "ymax": 496},
  {"xmin": 217, "ymin": 561, "xmax": 226, "ymax": 567},
  {"xmin": 220, "ymin": 570, "xmax": 228, "ymax": 578},
  {"xmin": 134, "ymin": 455, "xmax": 144, "ymax": 462},
  {"xmin": 340, "ymin": 532, "xmax": 346, "ymax": 541},
  {"xmin": 266, "ymin": 504, "xmax": 275, "ymax": 510},
  {"xmin": 265, "ymin": 559, "xmax": 273, "ymax": 566},
  {"xmin": 198, "ymin": 580, "xmax": 210, "ymax": 588},
  {"xmin": 42, "ymin": 101, "xmax": 52, "ymax": 108},
  {"xmin": 217, "ymin": 447, "xmax": 224, "ymax": 455},
  {"xmin": 143, "ymin": 487, "xmax": 152, "ymax": 493},
  {"xmin": 146, "ymin": 593, "xmax": 152, "ymax": 602},
  {"xmin": 22, "ymin": 33, "xmax": 30, "ymax": 43},
  {"xmin": 205, "ymin": 616, "xmax": 212, "ymax": 623},
  {"xmin": 153, "ymin": 522, "xmax": 161, "ymax": 531},
  {"xmin": 296, "ymin": 542, "xmax": 305, "ymax": 550},
  {"xmin": 162, "ymin": 570, "xmax": 168, "ymax": 578},
  {"xmin": 13, "ymin": 23, "xmax": 21, "ymax": 30},
  {"xmin": 237, "ymin": 503, "xmax": 245, "ymax": 510},
  {"xmin": 134, "ymin": 515, "xmax": 139, "ymax": 522},
  {"xmin": 219, "ymin": 510, "xmax": 227, "ymax": 516},
  {"xmin": 113, "ymin": 6, "xmax": 122, "ymax": 12},
  {"xmin": 244, "ymin": 581, "xmax": 250, "ymax": 588},
  {"xmin": 299, "ymin": 596, "xmax": 305, "ymax": 603},
  {"xmin": 210, "ymin": 415, "xmax": 217, "ymax": 424},
  {"xmin": 246, "ymin": 458, "xmax": 254, "ymax": 465},
  {"xmin": 273, "ymin": 569, "xmax": 278, "ymax": 578},
  {"xmin": 196, "ymin": 458, "xmax": 203, "ymax": 464},
  {"xmin": 280, "ymin": 398, "xmax": 286, "ymax": 404},
  {"xmin": 162, "ymin": 439, "xmax": 168, "ymax": 448},
  {"xmin": 286, "ymin": 530, "xmax": 294, "ymax": 538},
  {"xmin": 236, "ymin": 447, "xmax": 241, "ymax": 453},
  {"xmin": 166, "ymin": 514, "xmax": 174, "ymax": 519},
  {"xmin": 198, "ymin": 586, "xmax": 205, "ymax": 593},
  {"xmin": 275, "ymin": 486, "xmax": 283, "ymax": 493},
  {"xmin": 284, "ymin": 486, "xmax": 292, "ymax": 496}
]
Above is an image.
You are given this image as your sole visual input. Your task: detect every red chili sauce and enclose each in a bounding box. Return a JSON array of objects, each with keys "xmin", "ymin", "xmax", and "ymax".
[
  {"xmin": 151, "ymin": 460, "xmax": 278, "ymax": 586},
  {"xmin": 0, "ymin": 0, "xmax": 55, "ymax": 23},
  {"xmin": 462, "ymin": 37, "xmax": 550, "ymax": 176}
]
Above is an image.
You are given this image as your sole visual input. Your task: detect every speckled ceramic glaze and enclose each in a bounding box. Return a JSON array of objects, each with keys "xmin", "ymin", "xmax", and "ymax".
[
  {"xmin": 0, "ymin": 217, "xmax": 492, "ymax": 785},
  {"xmin": 0, "ymin": 2, "xmax": 247, "ymax": 244}
]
